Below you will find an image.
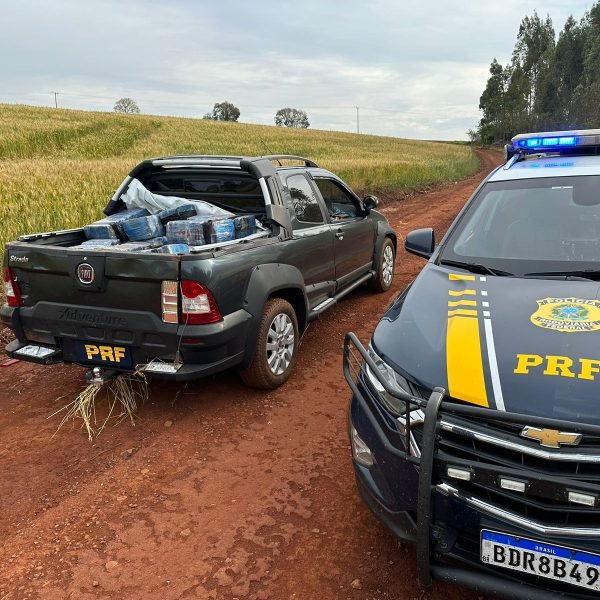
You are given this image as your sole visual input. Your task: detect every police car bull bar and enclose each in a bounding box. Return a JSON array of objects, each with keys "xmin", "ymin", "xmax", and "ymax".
[{"xmin": 342, "ymin": 331, "xmax": 600, "ymax": 593}]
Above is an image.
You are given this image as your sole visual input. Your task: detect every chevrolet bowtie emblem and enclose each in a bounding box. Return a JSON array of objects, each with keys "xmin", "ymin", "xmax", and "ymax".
[{"xmin": 521, "ymin": 427, "xmax": 582, "ymax": 448}]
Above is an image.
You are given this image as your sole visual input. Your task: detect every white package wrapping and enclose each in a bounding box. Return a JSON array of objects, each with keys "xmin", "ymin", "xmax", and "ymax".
[{"xmin": 122, "ymin": 179, "xmax": 234, "ymax": 219}]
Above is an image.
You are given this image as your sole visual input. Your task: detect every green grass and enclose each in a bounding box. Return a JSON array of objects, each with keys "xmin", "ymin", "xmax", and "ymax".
[{"xmin": 0, "ymin": 103, "xmax": 478, "ymax": 254}]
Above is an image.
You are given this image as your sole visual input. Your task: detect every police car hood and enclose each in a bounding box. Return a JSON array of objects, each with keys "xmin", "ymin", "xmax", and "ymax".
[{"xmin": 372, "ymin": 264, "xmax": 600, "ymax": 424}]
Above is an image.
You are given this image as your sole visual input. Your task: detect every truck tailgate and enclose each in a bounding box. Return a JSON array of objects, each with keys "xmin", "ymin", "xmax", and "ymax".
[{"xmin": 5, "ymin": 244, "xmax": 182, "ymax": 365}]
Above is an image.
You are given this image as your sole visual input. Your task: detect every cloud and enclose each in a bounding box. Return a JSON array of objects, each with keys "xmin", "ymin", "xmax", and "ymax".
[{"xmin": 0, "ymin": 0, "xmax": 593, "ymax": 140}]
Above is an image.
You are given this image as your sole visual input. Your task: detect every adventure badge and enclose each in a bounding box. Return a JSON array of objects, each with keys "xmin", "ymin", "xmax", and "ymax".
[{"xmin": 531, "ymin": 297, "xmax": 600, "ymax": 333}]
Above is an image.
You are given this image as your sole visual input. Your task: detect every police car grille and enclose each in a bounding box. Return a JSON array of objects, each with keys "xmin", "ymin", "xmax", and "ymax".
[{"xmin": 431, "ymin": 415, "xmax": 600, "ymax": 528}]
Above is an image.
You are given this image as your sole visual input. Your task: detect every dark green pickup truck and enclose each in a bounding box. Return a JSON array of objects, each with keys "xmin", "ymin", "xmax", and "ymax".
[{"xmin": 2, "ymin": 155, "xmax": 396, "ymax": 388}]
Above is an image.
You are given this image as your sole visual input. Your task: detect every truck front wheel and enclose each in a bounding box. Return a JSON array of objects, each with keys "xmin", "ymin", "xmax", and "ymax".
[
  {"xmin": 241, "ymin": 298, "xmax": 299, "ymax": 389},
  {"xmin": 369, "ymin": 237, "xmax": 395, "ymax": 292}
]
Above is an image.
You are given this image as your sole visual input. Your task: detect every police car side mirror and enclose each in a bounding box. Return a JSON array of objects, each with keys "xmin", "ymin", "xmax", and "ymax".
[
  {"xmin": 362, "ymin": 195, "xmax": 379, "ymax": 211},
  {"xmin": 405, "ymin": 228, "xmax": 435, "ymax": 258}
]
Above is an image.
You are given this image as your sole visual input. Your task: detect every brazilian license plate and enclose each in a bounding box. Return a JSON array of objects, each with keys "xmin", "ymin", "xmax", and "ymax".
[
  {"xmin": 481, "ymin": 530, "xmax": 600, "ymax": 592},
  {"xmin": 75, "ymin": 342, "xmax": 132, "ymax": 367}
]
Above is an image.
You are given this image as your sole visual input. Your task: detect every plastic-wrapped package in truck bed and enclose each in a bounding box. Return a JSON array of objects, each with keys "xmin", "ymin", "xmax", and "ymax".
[
  {"xmin": 233, "ymin": 215, "xmax": 257, "ymax": 239},
  {"xmin": 165, "ymin": 220, "xmax": 206, "ymax": 245},
  {"xmin": 84, "ymin": 208, "xmax": 150, "ymax": 239},
  {"xmin": 119, "ymin": 214, "xmax": 165, "ymax": 242},
  {"xmin": 71, "ymin": 239, "xmax": 121, "ymax": 250},
  {"xmin": 110, "ymin": 238, "xmax": 168, "ymax": 252},
  {"xmin": 205, "ymin": 218, "xmax": 235, "ymax": 243}
]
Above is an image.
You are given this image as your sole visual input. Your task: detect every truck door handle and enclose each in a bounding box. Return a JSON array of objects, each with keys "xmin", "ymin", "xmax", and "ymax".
[{"xmin": 335, "ymin": 229, "xmax": 344, "ymax": 240}]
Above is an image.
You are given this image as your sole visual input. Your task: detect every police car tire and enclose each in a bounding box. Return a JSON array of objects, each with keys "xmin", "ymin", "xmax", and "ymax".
[
  {"xmin": 240, "ymin": 298, "xmax": 299, "ymax": 389},
  {"xmin": 369, "ymin": 237, "xmax": 395, "ymax": 292}
]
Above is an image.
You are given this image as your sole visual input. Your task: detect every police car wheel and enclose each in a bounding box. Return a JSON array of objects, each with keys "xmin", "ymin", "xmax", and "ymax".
[{"xmin": 369, "ymin": 238, "xmax": 395, "ymax": 292}]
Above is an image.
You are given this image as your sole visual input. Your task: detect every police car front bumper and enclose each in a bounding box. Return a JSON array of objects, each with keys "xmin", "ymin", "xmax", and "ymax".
[{"xmin": 344, "ymin": 332, "xmax": 600, "ymax": 600}]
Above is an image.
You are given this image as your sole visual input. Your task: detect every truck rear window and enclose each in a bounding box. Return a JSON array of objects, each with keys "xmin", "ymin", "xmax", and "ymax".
[{"xmin": 145, "ymin": 174, "xmax": 264, "ymax": 212}]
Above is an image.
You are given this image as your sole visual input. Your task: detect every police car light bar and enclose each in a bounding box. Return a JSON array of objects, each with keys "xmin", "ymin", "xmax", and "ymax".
[{"xmin": 506, "ymin": 129, "xmax": 600, "ymax": 160}]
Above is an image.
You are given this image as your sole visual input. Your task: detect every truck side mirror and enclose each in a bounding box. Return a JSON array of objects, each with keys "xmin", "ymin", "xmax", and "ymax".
[
  {"xmin": 405, "ymin": 228, "xmax": 435, "ymax": 258},
  {"xmin": 362, "ymin": 195, "xmax": 379, "ymax": 211}
]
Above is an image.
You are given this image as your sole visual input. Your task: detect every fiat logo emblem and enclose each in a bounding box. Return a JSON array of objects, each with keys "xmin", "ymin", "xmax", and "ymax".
[{"xmin": 76, "ymin": 263, "xmax": 95, "ymax": 285}]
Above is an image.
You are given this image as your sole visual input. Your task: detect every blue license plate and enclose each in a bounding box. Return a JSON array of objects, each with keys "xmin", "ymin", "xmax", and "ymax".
[
  {"xmin": 481, "ymin": 530, "xmax": 600, "ymax": 592},
  {"xmin": 75, "ymin": 342, "xmax": 132, "ymax": 367}
]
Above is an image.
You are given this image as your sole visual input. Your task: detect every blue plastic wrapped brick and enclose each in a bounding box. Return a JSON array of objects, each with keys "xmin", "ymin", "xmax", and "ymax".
[
  {"xmin": 166, "ymin": 220, "xmax": 205, "ymax": 245},
  {"xmin": 233, "ymin": 215, "xmax": 257, "ymax": 239},
  {"xmin": 112, "ymin": 237, "xmax": 167, "ymax": 252},
  {"xmin": 70, "ymin": 239, "xmax": 121, "ymax": 251},
  {"xmin": 119, "ymin": 214, "xmax": 165, "ymax": 242},
  {"xmin": 158, "ymin": 204, "xmax": 198, "ymax": 225},
  {"xmin": 80, "ymin": 239, "xmax": 120, "ymax": 248},
  {"xmin": 205, "ymin": 218, "xmax": 235, "ymax": 244},
  {"xmin": 84, "ymin": 208, "xmax": 149, "ymax": 240},
  {"xmin": 154, "ymin": 243, "xmax": 191, "ymax": 255}
]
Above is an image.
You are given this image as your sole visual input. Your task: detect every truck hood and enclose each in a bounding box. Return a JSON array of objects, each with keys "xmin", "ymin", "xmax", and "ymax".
[{"xmin": 372, "ymin": 264, "xmax": 600, "ymax": 424}]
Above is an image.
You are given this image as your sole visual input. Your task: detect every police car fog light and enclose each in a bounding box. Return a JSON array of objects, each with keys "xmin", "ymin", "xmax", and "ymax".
[
  {"xmin": 500, "ymin": 478, "xmax": 527, "ymax": 493},
  {"xmin": 350, "ymin": 425, "xmax": 374, "ymax": 468},
  {"xmin": 447, "ymin": 467, "xmax": 472, "ymax": 481},
  {"xmin": 568, "ymin": 491, "xmax": 597, "ymax": 507}
]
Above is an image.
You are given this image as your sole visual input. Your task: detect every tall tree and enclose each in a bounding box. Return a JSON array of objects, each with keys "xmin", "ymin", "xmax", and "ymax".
[
  {"xmin": 553, "ymin": 15, "xmax": 585, "ymax": 125},
  {"xmin": 114, "ymin": 98, "xmax": 140, "ymax": 114},
  {"xmin": 208, "ymin": 101, "xmax": 240, "ymax": 122},
  {"xmin": 512, "ymin": 11, "xmax": 555, "ymax": 123},
  {"xmin": 274, "ymin": 108, "xmax": 310, "ymax": 128},
  {"xmin": 478, "ymin": 59, "xmax": 508, "ymax": 143}
]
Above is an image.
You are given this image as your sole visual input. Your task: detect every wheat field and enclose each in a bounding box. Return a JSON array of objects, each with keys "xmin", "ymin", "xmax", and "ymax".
[{"xmin": 0, "ymin": 103, "xmax": 477, "ymax": 253}]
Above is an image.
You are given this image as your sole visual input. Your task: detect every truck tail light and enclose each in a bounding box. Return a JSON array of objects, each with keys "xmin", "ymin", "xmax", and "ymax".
[
  {"xmin": 161, "ymin": 281, "xmax": 179, "ymax": 323},
  {"xmin": 3, "ymin": 267, "xmax": 22, "ymax": 308},
  {"xmin": 181, "ymin": 280, "xmax": 222, "ymax": 325}
]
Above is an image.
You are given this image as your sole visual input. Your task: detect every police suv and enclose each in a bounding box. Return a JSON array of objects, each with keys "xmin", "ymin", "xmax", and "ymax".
[{"xmin": 344, "ymin": 130, "xmax": 600, "ymax": 599}]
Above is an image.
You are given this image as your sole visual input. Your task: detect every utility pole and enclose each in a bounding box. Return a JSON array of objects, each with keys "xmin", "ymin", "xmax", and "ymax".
[
  {"xmin": 356, "ymin": 106, "xmax": 360, "ymax": 134},
  {"xmin": 52, "ymin": 91, "xmax": 59, "ymax": 108}
]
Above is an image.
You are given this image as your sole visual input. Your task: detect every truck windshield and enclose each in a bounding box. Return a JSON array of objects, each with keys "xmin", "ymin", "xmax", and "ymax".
[{"xmin": 440, "ymin": 176, "xmax": 600, "ymax": 277}]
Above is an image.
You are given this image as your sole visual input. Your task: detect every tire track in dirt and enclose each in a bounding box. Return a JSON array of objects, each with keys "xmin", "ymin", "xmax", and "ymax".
[{"xmin": 0, "ymin": 150, "xmax": 501, "ymax": 600}]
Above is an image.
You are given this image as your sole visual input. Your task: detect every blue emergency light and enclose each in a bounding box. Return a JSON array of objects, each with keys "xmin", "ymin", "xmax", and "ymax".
[{"xmin": 505, "ymin": 129, "xmax": 600, "ymax": 163}]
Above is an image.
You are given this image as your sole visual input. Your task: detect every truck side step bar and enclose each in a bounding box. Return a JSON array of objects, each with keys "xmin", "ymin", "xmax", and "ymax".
[{"xmin": 308, "ymin": 271, "xmax": 375, "ymax": 320}]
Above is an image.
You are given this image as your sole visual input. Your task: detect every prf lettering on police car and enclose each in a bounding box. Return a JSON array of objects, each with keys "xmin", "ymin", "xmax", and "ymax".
[
  {"xmin": 84, "ymin": 344, "xmax": 126, "ymax": 363},
  {"xmin": 515, "ymin": 354, "xmax": 600, "ymax": 381}
]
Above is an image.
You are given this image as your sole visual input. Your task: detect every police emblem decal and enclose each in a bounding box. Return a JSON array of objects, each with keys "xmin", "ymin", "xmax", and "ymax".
[{"xmin": 531, "ymin": 297, "xmax": 600, "ymax": 333}]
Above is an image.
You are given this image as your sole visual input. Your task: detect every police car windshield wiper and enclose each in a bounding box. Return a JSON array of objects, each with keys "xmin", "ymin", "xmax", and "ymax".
[
  {"xmin": 440, "ymin": 259, "xmax": 514, "ymax": 277},
  {"xmin": 524, "ymin": 269, "xmax": 600, "ymax": 281}
]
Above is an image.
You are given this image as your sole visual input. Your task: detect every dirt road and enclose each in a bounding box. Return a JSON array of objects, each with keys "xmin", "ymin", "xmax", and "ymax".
[{"xmin": 0, "ymin": 150, "xmax": 500, "ymax": 600}]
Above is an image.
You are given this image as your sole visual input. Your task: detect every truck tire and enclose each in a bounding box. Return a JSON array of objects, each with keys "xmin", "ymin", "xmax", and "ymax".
[
  {"xmin": 369, "ymin": 237, "xmax": 395, "ymax": 292},
  {"xmin": 240, "ymin": 298, "xmax": 299, "ymax": 389}
]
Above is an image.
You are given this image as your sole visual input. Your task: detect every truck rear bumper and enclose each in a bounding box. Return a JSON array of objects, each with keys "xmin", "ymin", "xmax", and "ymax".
[{"xmin": 2, "ymin": 303, "xmax": 253, "ymax": 381}]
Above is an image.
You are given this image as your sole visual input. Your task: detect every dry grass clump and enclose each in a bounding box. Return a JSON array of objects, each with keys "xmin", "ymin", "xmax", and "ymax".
[{"xmin": 50, "ymin": 373, "xmax": 148, "ymax": 440}]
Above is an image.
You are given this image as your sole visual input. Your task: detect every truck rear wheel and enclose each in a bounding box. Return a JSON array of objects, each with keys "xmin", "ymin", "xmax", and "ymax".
[
  {"xmin": 240, "ymin": 298, "xmax": 299, "ymax": 389},
  {"xmin": 369, "ymin": 237, "xmax": 395, "ymax": 292}
]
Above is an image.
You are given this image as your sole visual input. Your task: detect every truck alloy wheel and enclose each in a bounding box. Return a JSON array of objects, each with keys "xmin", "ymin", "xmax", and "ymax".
[
  {"xmin": 266, "ymin": 313, "xmax": 295, "ymax": 375},
  {"xmin": 240, "ymin": 298, "xmax": 299, "ymax": 389},
  {"xmin": 369, "ymin": 237, "xmax": 396, "ymax": 292},
  {"xmin": 382, "ymin": 244, "xmax": 395, "ymax": 286}
]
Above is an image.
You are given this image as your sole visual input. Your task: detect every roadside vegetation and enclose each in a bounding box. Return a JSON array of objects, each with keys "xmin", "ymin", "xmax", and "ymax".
[
  {"xmin": 476, "ymin": 2, "xmax": 600, "ymax": 143},
  {"xmin": 0, "ymin": 103, "xmax": 477, "ymax": 254}
]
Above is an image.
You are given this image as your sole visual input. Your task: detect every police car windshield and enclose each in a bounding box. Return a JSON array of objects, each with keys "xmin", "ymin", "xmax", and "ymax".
[{"xmin": 441, "ymin": 176, "xmax": 600, "ymax": 277}]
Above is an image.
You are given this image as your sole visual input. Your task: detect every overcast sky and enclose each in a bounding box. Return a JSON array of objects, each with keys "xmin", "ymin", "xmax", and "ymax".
[{"xmin": 0, "ymin": 0, "xmax": 593, "ymax": 140}]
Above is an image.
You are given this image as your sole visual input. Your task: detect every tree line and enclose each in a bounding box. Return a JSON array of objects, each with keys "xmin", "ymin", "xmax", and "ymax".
[
  {"xmin": 476, "ymin": 3, "xmax": 600, "ymax": 144},
  {"xmin": 114, "ymin": 98, "xmax": 310, "ymax": 128}
]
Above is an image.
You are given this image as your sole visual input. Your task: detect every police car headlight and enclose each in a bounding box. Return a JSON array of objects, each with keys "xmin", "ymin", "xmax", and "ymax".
[{"xmin": 365, "ymin": 345, "xmax": 411, "ymax": 416}]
